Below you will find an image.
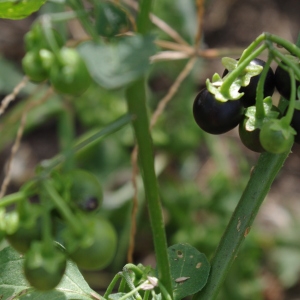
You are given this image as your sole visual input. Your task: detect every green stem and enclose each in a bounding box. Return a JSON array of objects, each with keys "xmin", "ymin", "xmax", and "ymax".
[
  {"xmin": 41, "ymin": 15, "xmax": 62, "ymax": 60},
  {"xmin": 118, "ymin": 284, "xmax": 143, "ymax": 300},
  {"xmin": 284, "ymin": 69, "xmax": 296, "ymax": 125},
  {"xmin": 239, "ymin": 34, "xmax": 265, "ymax": 63},
  {"xmin": 255, "ymin": 53, "xmax": 274, "ymax": 119},
  {"xmin": 124, "ymin": 263, "xmax": 144, "ymax": 277},
  {"xmin": 193, "ymin": 151, "xmax": 290, "ymax": 300},
  {"xmin": 103, "ymin": 272, "xmax": 123, "ymax": 299},
  {"xmin": 0, "ymin": 192, "xmax": 26, "ymax": 208},
  {"xmin": 40, "ymin": 10, "xmax": 88, "ymax": 23},
  {"xmin": 136, "ymin": 0, "xmax": 154, "ymax": 34},
  {"xmin": 57, "ymin": 107, "xmax": 75, "ymax": 172},
  {"xmin": 67, "ymin": 0, "xmax": 100, "ymax": 42},
  {"xmin": 268, "ymin": 46, "xmax": 300, "ymax": 80},
  {"xmin": 118, "ymin": 277, "xmax": 127, "ymax": 293},
  {"xmin": 125, "ymin": 79, "xmax": 173, "ymax": 297},
  {"xmin": 122, "ymin": 266, "xmax": 142, "ymax": 300},
  {"xmin": 39, "ymin": 114, "xmax": 132, "ymax": 175},
  {"xmin": 266, "ymin": 33, "xmax": 300, "ymax": 58},
  {"xmin": 157, "ymin": 281, "xmax": 173, "ymax": 300},
  {"xmin": 41, "ymin": 205, "xmax": 53, "ymax": 251},
  {"xmin": 42, "ymin": 180, "xmax": 82, "ymax": 235},
  {"xmin": 143, "ymin": 290, "xmax": 151, "ymax": 300}
]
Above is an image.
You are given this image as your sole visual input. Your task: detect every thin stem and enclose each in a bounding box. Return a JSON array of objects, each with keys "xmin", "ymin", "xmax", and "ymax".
[
  {"xmin": 255, "ymin": 53, "xmax": 274, "ymax": 119},
  {"xmin": 42, "ymin": 180, "xmax": 82, "ymax": 235},
  {"xmin": 57, "ymin": 106, "xmax": 75, "ymax": 172},
  {"xmin": 239, "ymin": 34, "xmax": 265, "ymax": 63},
  {"xmin": 122, "ymin": 266, "xmax": 142, "ymax": 300},
  {"xmin": 143, "ymin": 290, "xmax": 151, "ymax": 300},
  {"xmin": 0, "ymin": 192, "xmax": 25, "ymax": 208},
  {"xmin": 67, "ymin": 0, "xmax": 100, "ymax": 42},
  {"xmin": 268, "ymin": 47, "xmax": 300, "ymax": 86},
  {"xmin": 41, "ymin": 15, "xmax": 62, "ymax": 60},
  {"xmin": 157, "ymin": 281, "xmax": 173, "ymax": 300},
  {"xmin": 284, "ymin": 69, "xmax": 296, "ymax": 125},
  {"xmin": 39, "ymin": 114, "xmax": 132, "ymax": 175},
  {"xmin": 125, "ymin": 79, "xmax": 173, "ymax": 297},
  {"xmin": 193, "ymin": 151, "xmax": 290, "ymax": 300},
  {"xmin": 103, "ymin": 272, "xmax": 123, "ymax": 299},
  {"xmin": 266, "ymin": 33, "xmax": 300, "ymax": 58},
  {"xmin": 118, "ymin": 277, "xmax": 127, "ymax": 293},
  {"xmin": 124, "ymin": 263, "xmax": 144, "ymax": 277},
  {"xmin": 118, "ymin": 284, "xmax": 143, "ymax": 300},
  {"xmin": 41, "ymin": 204, "xmax": 53, "ymax": 250}
]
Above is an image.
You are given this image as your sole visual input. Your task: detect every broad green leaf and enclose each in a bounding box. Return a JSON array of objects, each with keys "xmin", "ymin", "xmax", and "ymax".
[
  {"xmin": 78, "ymin": 35, "xmax": 156, "ymax": 90},
  {"xmin": 168, "ymin": 243, "xmax": 210, "ymax": 300},
  {"xmin": 0, "ymin": 0, "xmax": 47, "ymax": 19},
  {"xmin": 0, "ymin": 246, "xmax": 102, "ymax": 300}
]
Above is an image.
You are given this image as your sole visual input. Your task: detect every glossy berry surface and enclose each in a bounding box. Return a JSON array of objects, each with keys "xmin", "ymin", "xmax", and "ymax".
[
  {"xmin": 223, "ymin": 58, "xmax": 275, "ymax": 107},
  {"xmin": 193, "ymin": 88, "xmax": 244, "ymax": 134},
  {"xmin": 69, "ymin": 169, "xmax": 103, "ymax": 213},
  {"xmin": 238, "ymin": 119, "xmax": 265, "ymax": 153},
  {"xmin": 275, "ymin": 63, "xmax": 300, "ymax": 100}
]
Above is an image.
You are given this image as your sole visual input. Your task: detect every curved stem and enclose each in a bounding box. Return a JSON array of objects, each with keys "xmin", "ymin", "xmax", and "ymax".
[
  {"xmin": 193, "ymin": 151, "xmax": 290, "ymax": 300},
  {"xmin": 124, "ymin": 263, "xmax": 144, "ymax": 277},
  {"xmin": 268, "ymin": 46, "xmax": 300, "ymax": 80},
  {"xmin": 284, "ymin": 69, "xmax": 296, "ymax": 125},
  {"xmin": 104, "ymin": 272, "xmax": 123, "ymax": 299},
  {"xmin": 255, "ymin": 53, "xmax": 274, "ymax": 119},
  {"xmin": 239, "ymin": 34, "xmax": 265, "ymax": 63},
  {"xmin": 266, "ymin": 33, "xmax": 300, "ymax": 58}
]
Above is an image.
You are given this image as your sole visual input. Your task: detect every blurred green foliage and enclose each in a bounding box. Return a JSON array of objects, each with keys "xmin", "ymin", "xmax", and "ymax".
[{"xmin": 0, "ymin": 0, "xmax": 299, "ymax": 298}]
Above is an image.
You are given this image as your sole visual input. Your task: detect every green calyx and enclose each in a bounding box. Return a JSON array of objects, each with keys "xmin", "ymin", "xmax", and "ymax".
[
  {"xmin": 260, "ymin": 118, "xmax": 296, "ymax": 154},
  {"xmin": 206, "ymin": 57, "xmax": 263, "ymax": 102},
  {"xmin": 243, "ymin": 97, "xmax": 280, "ymax": 132}
]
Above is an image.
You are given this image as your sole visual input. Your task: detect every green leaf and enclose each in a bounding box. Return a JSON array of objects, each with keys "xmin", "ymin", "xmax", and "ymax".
[
  {"xmin": 0, "ymin": 0, "xmax": 46, "ymax": 19},
  {"xmin": 78, "ymin": 35, "xmax": 156, "ymax": 90},
  {"xmin": 0, "ymin": 246, "xmax": 102, "ymax": 300},
  {"xmin": 168, "ymin": 243, "xmax": 210, "ymax": 300}
]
